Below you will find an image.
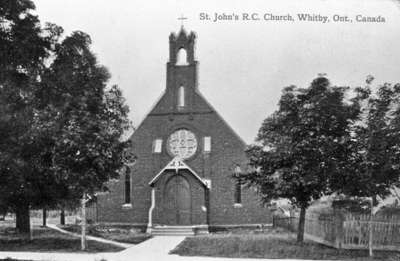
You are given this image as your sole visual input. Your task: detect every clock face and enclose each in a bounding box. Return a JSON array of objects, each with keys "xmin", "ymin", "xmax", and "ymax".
[{"xmin": 167, "ymin": 129, "xmax": 198, "ymax": 159}]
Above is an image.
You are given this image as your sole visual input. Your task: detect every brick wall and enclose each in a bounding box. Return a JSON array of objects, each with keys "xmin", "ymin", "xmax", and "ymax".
[{"xmin": 97, "ymin": 94, "xmax": 272, "ymax": 226}]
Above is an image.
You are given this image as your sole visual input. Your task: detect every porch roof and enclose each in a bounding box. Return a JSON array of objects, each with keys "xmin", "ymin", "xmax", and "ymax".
[{"xmin": 148, "ymin": 157, "xmax": 207, "ymax": 187}]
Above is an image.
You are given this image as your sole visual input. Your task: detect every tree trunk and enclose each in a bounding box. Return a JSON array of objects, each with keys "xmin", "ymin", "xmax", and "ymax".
[
  {"xmin": 42, "ymin": 208, "xmax": 47, "ymax": 227},
  {"xmin": 15, "ymin": 203, "xmax": 30, "ymax": 235},
  {"xmin": 297, "ymin": 206, "xmax": 307, "ymax": 243},
  {"xmin": 60, "ymin": 208, "xmax": 65, "ymax": 225}
]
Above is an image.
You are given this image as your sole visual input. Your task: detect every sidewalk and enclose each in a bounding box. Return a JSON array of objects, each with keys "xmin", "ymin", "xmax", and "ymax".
[
  {"xmin": 0, "ymin": 236, "xmax": 185, "ymax": 261},
  {"xmin": 111, "ymin": 236, "xmax": 327, "ymax": 261},
  {"xmin": 0, "ymin": 236, "xmax": 329, "ymax": 261},
  {"xmin": 0, "ymin": 226, "xmax": 332, "ymax": 261}
]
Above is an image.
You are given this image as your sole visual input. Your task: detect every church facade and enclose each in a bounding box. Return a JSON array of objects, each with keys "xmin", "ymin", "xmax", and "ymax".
[{"xmin": 96, "ymin": 28, "xmax": 272, "ymax": 232}]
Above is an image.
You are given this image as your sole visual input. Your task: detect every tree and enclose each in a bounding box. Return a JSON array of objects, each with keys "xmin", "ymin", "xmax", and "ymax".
[
  {"xmin": 37, "ymin": 31, "xmax": 131, "ymax": 249},
  {"xmin": 330, "ymin": 78, "xmax": 400, "ymax": 202},
  {"xmin": 330, "ymin": 79, "xmax": 400, "ymax": 200},
  {"xmin": 240, "ymin": 76, "xmax": 360, "ymax": 242},
  {"xmin": 0, "ymin": 0, "xmax": 131, "ymax": 237},
  {"xmin": 0, "ymin": 0, "xmax": 62, "ymax": 234},
  {"xmin": 38, "ymin": 31, "xmax": 131, "ymax": 201}
]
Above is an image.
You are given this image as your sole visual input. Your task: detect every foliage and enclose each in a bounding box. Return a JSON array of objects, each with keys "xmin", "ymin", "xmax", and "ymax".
[
  {"xmin": 37, "ymin": 30, "xmax": 131, "ymax": 199},
  {"xmin": 242, "ymin": 76, "xmax": 359, "ymax": 209},
  {"xmin": 0, "ymin": 0, "xmax": 131, "ymax": 232},
  {"xmin": 331, "ymin": 198, "xmax": 371, "ymax": 214},
  {"xmin": 0, "ymin": 0, "xmax": 63, "ymax": 219},
  {"xmin": 331, "ymin": 79, "xmax": 400, "ymax": 201}
]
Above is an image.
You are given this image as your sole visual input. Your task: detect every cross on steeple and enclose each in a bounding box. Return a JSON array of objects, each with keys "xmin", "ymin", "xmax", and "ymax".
[{"xmin": 178, "ymin": 14, "xmax": 188, "ymax": 28}]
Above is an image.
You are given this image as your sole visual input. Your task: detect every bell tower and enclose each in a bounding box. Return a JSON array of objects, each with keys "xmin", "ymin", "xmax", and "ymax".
[{"xmin": 166, "ymin": 28, "xmax": 198, "ymax": 112}]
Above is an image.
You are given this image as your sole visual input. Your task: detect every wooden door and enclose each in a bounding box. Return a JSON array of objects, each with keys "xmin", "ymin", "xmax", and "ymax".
[{"xmin": 164, "ymin": 174, "xmax": 191, "ymax": 225}]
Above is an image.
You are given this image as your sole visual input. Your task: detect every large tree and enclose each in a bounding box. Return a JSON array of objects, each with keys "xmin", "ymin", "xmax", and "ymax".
[
  {"xmin": 0, "ymin": 0, "xmax": 131, "ymax": 234},
  {"xmin": 241, "ymin": 76, "xmax": 360, "ymax": 242},
  {"xmin": 37, "ymin": 31, "xmax": 131, "ymax": 249},
  {"xmin": 0, "ymin": 0, "xmax": 62, "ymax": 233},
  {"xmin": 37, "ymin": 30, "xmax": 131, "ymax": 201}
]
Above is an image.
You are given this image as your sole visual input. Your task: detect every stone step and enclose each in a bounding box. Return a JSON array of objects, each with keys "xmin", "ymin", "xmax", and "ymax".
[
  {"xmin": 152, "ymin": 229, "xmax": 194, "ymax": 232},
  {"xmin": 151, "ymin": 226, "xmax": 196, "ymax": 236},
  {"xmin": 152, "ymin": 228, "xmax": 194, "ymax": 232},
  {"xmin": 152, "ymin": 231, "xmax": 194, "ymax": 235},
  {"xmin": 153, "ymin": 226, "xmax": 194, "ymax": 229},
  {"xmin": 152, "ymin": 232, "xmax": 194, "ymax": 236}
]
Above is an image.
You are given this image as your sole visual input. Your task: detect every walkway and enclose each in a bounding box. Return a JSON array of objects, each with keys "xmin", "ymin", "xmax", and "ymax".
[{"xmin": 46, "ymin": 224, "xmax": 133, "ymax": 249}]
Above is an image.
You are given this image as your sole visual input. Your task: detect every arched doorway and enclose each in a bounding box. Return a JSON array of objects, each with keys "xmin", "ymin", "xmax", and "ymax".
[{"xmin": 164, "ymin": 174, "xmax": 191, "ymax": 225}]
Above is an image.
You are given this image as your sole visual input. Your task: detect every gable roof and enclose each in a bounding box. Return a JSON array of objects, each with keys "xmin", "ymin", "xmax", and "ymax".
[{"xmin": 128, "ymin": 89, "xmax": 165, "ymax": 138}]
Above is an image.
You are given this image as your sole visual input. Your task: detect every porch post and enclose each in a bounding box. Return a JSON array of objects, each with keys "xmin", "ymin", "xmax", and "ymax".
[
  {"xmin": 205, "ymin": 187, "xmax": 210, "ymax": 226},
  {"xmin": 147, "ymin": 187, "xmax": 156, "ymax": 233}
]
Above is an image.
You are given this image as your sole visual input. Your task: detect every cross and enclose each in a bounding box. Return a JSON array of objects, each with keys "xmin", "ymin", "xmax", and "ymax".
[{"xmin": 178, "ymin": 14, "xmax": 188, "ymax": 27}]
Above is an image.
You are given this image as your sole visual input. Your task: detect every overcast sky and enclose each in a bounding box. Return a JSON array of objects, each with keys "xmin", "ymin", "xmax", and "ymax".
[{"xmin": 34, "ymin": 0, "xmax": 400, "ymax": 143}]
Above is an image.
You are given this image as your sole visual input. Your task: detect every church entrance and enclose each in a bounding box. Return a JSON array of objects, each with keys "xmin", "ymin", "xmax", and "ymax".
[{"xmin": 163, "ymin": 174, "xmax": 191, "ymax": 225}]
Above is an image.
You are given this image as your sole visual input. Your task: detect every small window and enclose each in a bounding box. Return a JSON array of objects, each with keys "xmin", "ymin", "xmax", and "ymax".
[
  {"xmin": 233, "ymin": 166, "xmax": 242, "ymax": 204},
  {"xmin": 234, "ymin": 181, "xmax": 241, "ymax": 204},
  {"xmin": 178, "ymin": 86, "xmax": 185, "ymax": 108},
  {"xmin": 124, "ymin": 171, "xmax": 131, "ymax": 204},
  {"xmin": 152, "ymin": 139, "xmax": 162, "ymax": 153},
  {"xmin": 204, "ymin": 136, "xmax": 211, "ymax": 152}
]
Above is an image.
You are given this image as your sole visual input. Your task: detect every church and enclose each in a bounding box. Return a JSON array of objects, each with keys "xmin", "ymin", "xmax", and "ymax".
[{"xmin": 95, "ymin": 28, "xmax": 272, "ymax": 234}]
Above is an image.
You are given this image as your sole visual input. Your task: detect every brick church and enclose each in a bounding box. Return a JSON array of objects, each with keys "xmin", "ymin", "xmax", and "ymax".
[{"xmin": 96, "ymin": 28, "xmax": 272, "ymax": 234}]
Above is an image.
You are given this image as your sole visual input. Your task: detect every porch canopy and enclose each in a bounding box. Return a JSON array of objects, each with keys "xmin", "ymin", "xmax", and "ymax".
[{"xmin": 148, "ymin": 157, "xmax": 207, "ymax": 187}]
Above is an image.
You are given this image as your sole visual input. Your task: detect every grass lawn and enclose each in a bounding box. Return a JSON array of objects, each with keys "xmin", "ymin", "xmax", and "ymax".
[
  {"xmin": 170, "ymin": 227, "xmax": 400, "ymax": 261},
  {"xmin": 0, "ymin": 224, "xmax": 124, "ymax": 252},
  {"xmin": 59, "ymin": 224, "xmax": 152, "ymax": 245}
]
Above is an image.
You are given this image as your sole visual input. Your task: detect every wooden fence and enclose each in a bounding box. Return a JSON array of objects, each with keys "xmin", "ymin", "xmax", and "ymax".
[
  {"xmin": 342, "ymin": 214, "xmax": 400, "ymax": 251},
  {"xmin": 29, "ymin": 209, "xmax": 78, "ymax": 225},
  {"xmin": 273, "ymin": 211, "xmax": 400, "ymax": 251},
  {"xmin": 29, "ymin": 205, "xmax": 98, "ymax": 224}
]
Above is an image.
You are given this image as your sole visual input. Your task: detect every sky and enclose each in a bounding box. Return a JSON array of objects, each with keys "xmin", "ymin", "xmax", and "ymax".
[{"xmin": 33, "ymin": 0, "xmax": 400, "ymax": 143}]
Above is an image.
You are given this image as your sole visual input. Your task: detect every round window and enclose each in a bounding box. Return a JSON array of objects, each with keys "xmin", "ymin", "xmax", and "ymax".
[{"xmin": 167, "ymin": 129, "xmax": 198, "ymax": 159}]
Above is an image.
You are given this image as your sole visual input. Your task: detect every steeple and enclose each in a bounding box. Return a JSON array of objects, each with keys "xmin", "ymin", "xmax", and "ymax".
[{"xmin": 166, "ymin": 28, "xmax": 198, "ymax": 113}]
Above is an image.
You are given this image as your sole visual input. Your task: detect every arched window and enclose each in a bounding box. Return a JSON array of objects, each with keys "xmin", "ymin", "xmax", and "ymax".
[
  {"xmin": 124, "ymin": 169, "xmax": 131, "ymax": 204},
  {"xmin": 178, "ymin": 86, "xmax": 185, "ymax": 107},
  {"xmin": 176, "ymin": 48, "xmax": 188, "ymax": 65}
]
